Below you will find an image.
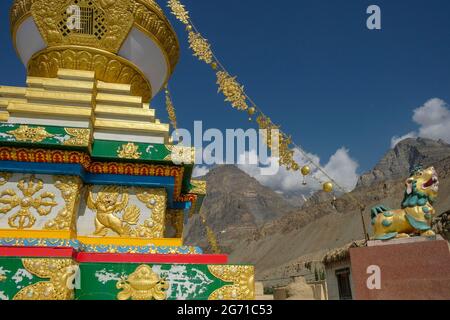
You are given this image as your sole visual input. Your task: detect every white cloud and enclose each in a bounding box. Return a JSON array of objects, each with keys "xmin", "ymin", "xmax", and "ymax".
[
  {"xmin": 413, "ymin": 98, "xmax": 450, "ymax": 142},
  {"xmin": 237, "ymin": 147, "xmax": 359, "ymax": 194},
  {"xmin": 391, "ymin": 98, "xmax": 450, "ymax": 148},
  {"xmin": 391, "ymin": 132, "xmax": 417, "ymax": 148},
  {"xmin": 317, "ymin": 148, "xmax": 359, "ymax": 192}
]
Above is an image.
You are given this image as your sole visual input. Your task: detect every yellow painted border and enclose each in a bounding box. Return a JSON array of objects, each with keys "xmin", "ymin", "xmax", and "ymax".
[
  {"xmin": 77, "ymin": 236, "xmax": 183, "ymax": 247},
  {"xmin": 0, "ymin": 229, "xmax": 72, "ymax": 239}
]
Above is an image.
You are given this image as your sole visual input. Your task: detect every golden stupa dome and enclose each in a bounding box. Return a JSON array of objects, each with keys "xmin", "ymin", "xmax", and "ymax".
[{"xmin": 10, "ymin": 0, "xmax": 179, "ymax": 102}]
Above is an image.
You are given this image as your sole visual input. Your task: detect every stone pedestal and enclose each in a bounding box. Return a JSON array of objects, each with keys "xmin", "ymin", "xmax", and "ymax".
[{"xmin": 350, "ymin": 237, "xmax": 450, "ymax": 300}]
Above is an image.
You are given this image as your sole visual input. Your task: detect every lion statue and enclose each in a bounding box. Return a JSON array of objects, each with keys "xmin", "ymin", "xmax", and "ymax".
[{"xmin": 371, "ymin": 165, "xmax": 439, "ymax": 240}]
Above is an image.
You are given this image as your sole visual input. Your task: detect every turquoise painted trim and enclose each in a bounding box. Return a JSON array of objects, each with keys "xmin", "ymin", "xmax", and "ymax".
[
  {"xmin": 0, "ymin": 238, "xmax": 203, "ymax": 255},
  {"xmin": 405, "ymin": 214, "xmax": 431, "ymax": 231},
  {"xmin": 374, "ymin": 232, "xmax": 398, "ymax": 240}
]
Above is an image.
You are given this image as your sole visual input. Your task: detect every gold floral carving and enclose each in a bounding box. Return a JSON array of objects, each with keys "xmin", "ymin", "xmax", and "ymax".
[
  {"xmin": 208, "ymin": 265, "xmax": 255, "ymax": 300},
  {"xmin": 0, "ymin": 173, "xmax": 12, "ymax": 186},
  {"xmin": 28, "ymin": 47, "xmax": 152, "ymax": 102},
  {"xmin": 188, "ymin": 31, "xmax": 213, "ymax": 64},
  {"xmin": 190, "ymin": 180, "xmax": 206, "ymax": 195},
  {"xmin": 86, "ymin": 186, "xmax": 166, "ymax": 238},
  {"xmin": 11, "ymin": 0, "xmax": 179, "ymax": 78},
  {"xmin": 63, "ymin": 128, "xmax": 91, "ymax": 147},
  {"xmin": 0, "ymin": 175, "xmax": 57, "ymax": 229},
  {"xmin": 216, "ymin": 71, "xmax": 248, "ymax": 111},
  {"xmin": 9, "ymin": 0, "xmax": 33, "ymax": 31},
  {"xmin": 167, "ymin": 0, "xmax": 190, "ymax": 25},
  {"xmin": 44, "ymin": 176, "xmax": 82, "ymax": 232},
  {"xmin": 7, "ymin": 125, "xmax": 53, "ymax": 143},
  {"xmin": 117, "ymin": 265, "xmax": 169, "ymax": 300},
  {"xmin": 134, "ymin": 188, "xmax": 166, "ymax": 238},
  {"xmin": 166, "ymin": 209, "xmax": 184, "ymax": 238},
  {"xmin": 13, "ymin": 258, "xmax": 76, "ymax": 300},
  {"xmin": 164, "ymin": 145, "xmax": 195, "ymax": 164},
  {"xmin": 117, "ymin": 142, "xmax": 142, "ymax": 160},
  {"xmin": 29, "ymin": 0, "xmax": 133, "ymax": 53}
]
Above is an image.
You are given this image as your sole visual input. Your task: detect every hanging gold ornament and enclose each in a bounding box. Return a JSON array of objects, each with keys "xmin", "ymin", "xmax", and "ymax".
[
  {"xmin": 323, "ymin": 182, "xmax": 333, "ymax": 193},
  {"xmin": 211, "ymin": 62, "xmax": 218, "ymax": 70},
  {"xmin": 188, "ymin": 31, "xmax": 213, "ymax": 64},
  {"xmin": 301, "ymin": 165, "xmax": 311, "ymax": 176},
  {"xmin": 165, "ymin": 87, "xmax": 178, "ymax": 131},
  {"xmin": 167, "ymin": 0, "xmax": 190, "ymax": 24},
  {"xmin": 216, "ymin": 71, "xmax": 248, "ymax": 110},
  {"xmin": 247, "ymin": 107, "xmax": 256, "ymax": 121}
]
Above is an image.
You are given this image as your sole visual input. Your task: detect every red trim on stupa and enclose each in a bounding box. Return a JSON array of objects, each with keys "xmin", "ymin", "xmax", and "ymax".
[
  {"xmin": 75, "ymin": 252, "xmax": 229, "ymax": 264},
  {"xmin": 0, "ymin": 246, "xmax": 75, "ymax": 258}
]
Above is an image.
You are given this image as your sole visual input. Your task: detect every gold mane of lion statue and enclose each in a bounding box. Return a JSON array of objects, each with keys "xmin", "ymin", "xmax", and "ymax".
[{"xmin": 371, "ymin": 166, "xmax": 439, "ymax": 240}]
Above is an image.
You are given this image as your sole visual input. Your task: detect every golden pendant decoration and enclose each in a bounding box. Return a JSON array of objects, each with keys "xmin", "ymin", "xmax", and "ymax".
[
  {"xmin": 63, "ymin": 128, "xmax": 91, "ymax": 147},
  {"xmin": 117, "ymin": 143, "xmax": 142, "ymax": 160},
  {"xmin": 188, "ymin": 31, "xmax": 213, "ymax": 64},
  {"xmin": 13, "ymin": 258, "xmax": 77, "ymax": 300},
  {"xmin": 216, "ymin": 71, "xmax": 248, "ymax": 111},
  {"xmin": 167, "ymin": 0, "xmax": 190, "ymax": 24},
  {"xmin": 165, "ymin": 87, "xmax": 178, "ymax": 130},
  {"xmin": 116, "ymin": 265, "xmax": 169, "ymax": 300},
  {"xmin": 7, "ymin": 125, "xmax": 53, "ymax": 143},
  {"xmin": 0, "ymin": 175, "xmax": 57, "ymax": 229},
  {"xmin": 208, "ymin": 265, "xmax": 255, "ymax": 300},
  {"xmin": 44, "ymin": 176, "xmax": 82, "ymax": 231}
]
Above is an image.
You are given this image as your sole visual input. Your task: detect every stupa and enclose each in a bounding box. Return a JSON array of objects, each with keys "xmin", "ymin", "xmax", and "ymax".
[{"xmin": 0, "ymin": 0, "xmax": 254, "ymax": 300}]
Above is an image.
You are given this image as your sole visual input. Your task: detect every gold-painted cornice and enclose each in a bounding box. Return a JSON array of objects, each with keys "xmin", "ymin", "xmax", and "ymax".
[
  {"xmin": 27, "ymin": 46, "xmax": 153, "ymax": 102},
  {"xmin": 10, "ymin": 0, "xmax": 180, "ymax": 77}
]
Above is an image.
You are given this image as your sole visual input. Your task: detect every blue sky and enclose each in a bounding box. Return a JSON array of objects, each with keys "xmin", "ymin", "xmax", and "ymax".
[{"xmin": 0, "ymin": 0, "xmax": 449, "ymax": 187}]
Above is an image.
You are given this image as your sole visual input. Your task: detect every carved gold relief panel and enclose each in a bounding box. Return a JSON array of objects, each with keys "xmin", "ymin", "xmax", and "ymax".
[
  {"xmin": 77, "ymin": 186, "xmax": 166, "ymax": 239},
  {"xmin": 30, "ymin": 0, "xmax": 134, "ymax": 53},
  {"xmin": 0, "ymin": 173, "xmax": 81, "ymax": 232}
]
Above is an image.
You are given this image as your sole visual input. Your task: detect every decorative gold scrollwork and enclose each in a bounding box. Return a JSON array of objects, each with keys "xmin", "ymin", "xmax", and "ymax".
[
  {"xmin": 208, "ymin": 265, "xmax": 255, "ymax": 300},
  {"xmin": 7, "ymin": 125, "xmax": 53, "ymax": 143},
  {"xmin": 13, "ymin": 258, "xmax": 77, "ymax": 300},
  {"xmin": 116, "ymin": 265, "xmax": 169, "ymax": 300},
  {"xmin": 0, "ymin": 175, "xmax": 57, "ymax": 229}
]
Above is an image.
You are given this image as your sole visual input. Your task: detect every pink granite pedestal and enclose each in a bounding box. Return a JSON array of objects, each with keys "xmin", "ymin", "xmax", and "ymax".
[{"xmin": 349, "ymin": 236, "xmax": 450, "ymax": 300}]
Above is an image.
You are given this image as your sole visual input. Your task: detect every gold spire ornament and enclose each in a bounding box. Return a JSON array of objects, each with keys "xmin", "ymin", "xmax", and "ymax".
[
  {"xmin": 216, "ymin": 71, "xmax": 248, "ymax": 110},
  {"xmin": 188, "ymin": 32, "xmax": 213, "ymax": 64},
  {"xmin": 165, "ymin": 87, "xmax": 178, "ymax": 130},
  {"xmin": 167, "ymin": 0, "xmax": 190, "ymax": 24}
]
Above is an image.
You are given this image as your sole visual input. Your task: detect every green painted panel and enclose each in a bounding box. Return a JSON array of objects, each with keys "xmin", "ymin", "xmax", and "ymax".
[
  {"xmin": 0, "ymin": 257, "xmax": 40, "ymax": 300},
  {"xmin": 0, "ymin": 123, "xmax": 88, "ymax": 151},
  {"xmin": 76, "ymin": 263, "xmax": 227, "ymax": 301},
  {"xmin": 91, "ymin": 140, "xmax": 171, "ymax": 162}
]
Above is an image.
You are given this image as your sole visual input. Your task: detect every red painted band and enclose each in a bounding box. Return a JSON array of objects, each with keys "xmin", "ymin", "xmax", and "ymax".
[
  {"xmin": 0, "ymin": 246, "xmax": 75, "ymax": 258},
  {"xmin": 75, "ymin": 252, "xmax": 229, "ymax": 264}
]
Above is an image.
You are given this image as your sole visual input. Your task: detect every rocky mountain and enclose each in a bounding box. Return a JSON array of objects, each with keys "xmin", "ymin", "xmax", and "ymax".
[
  {"xmin": 184, "ymin": 138, "xmax": 450, "ymax": 283},
  {"xmin": 357, "ymin": 138, "xmax": 450, "ymax": 187},
  {"xmin": 184, "ymin": 165, "xmax": 296, "ymax": 253}
]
